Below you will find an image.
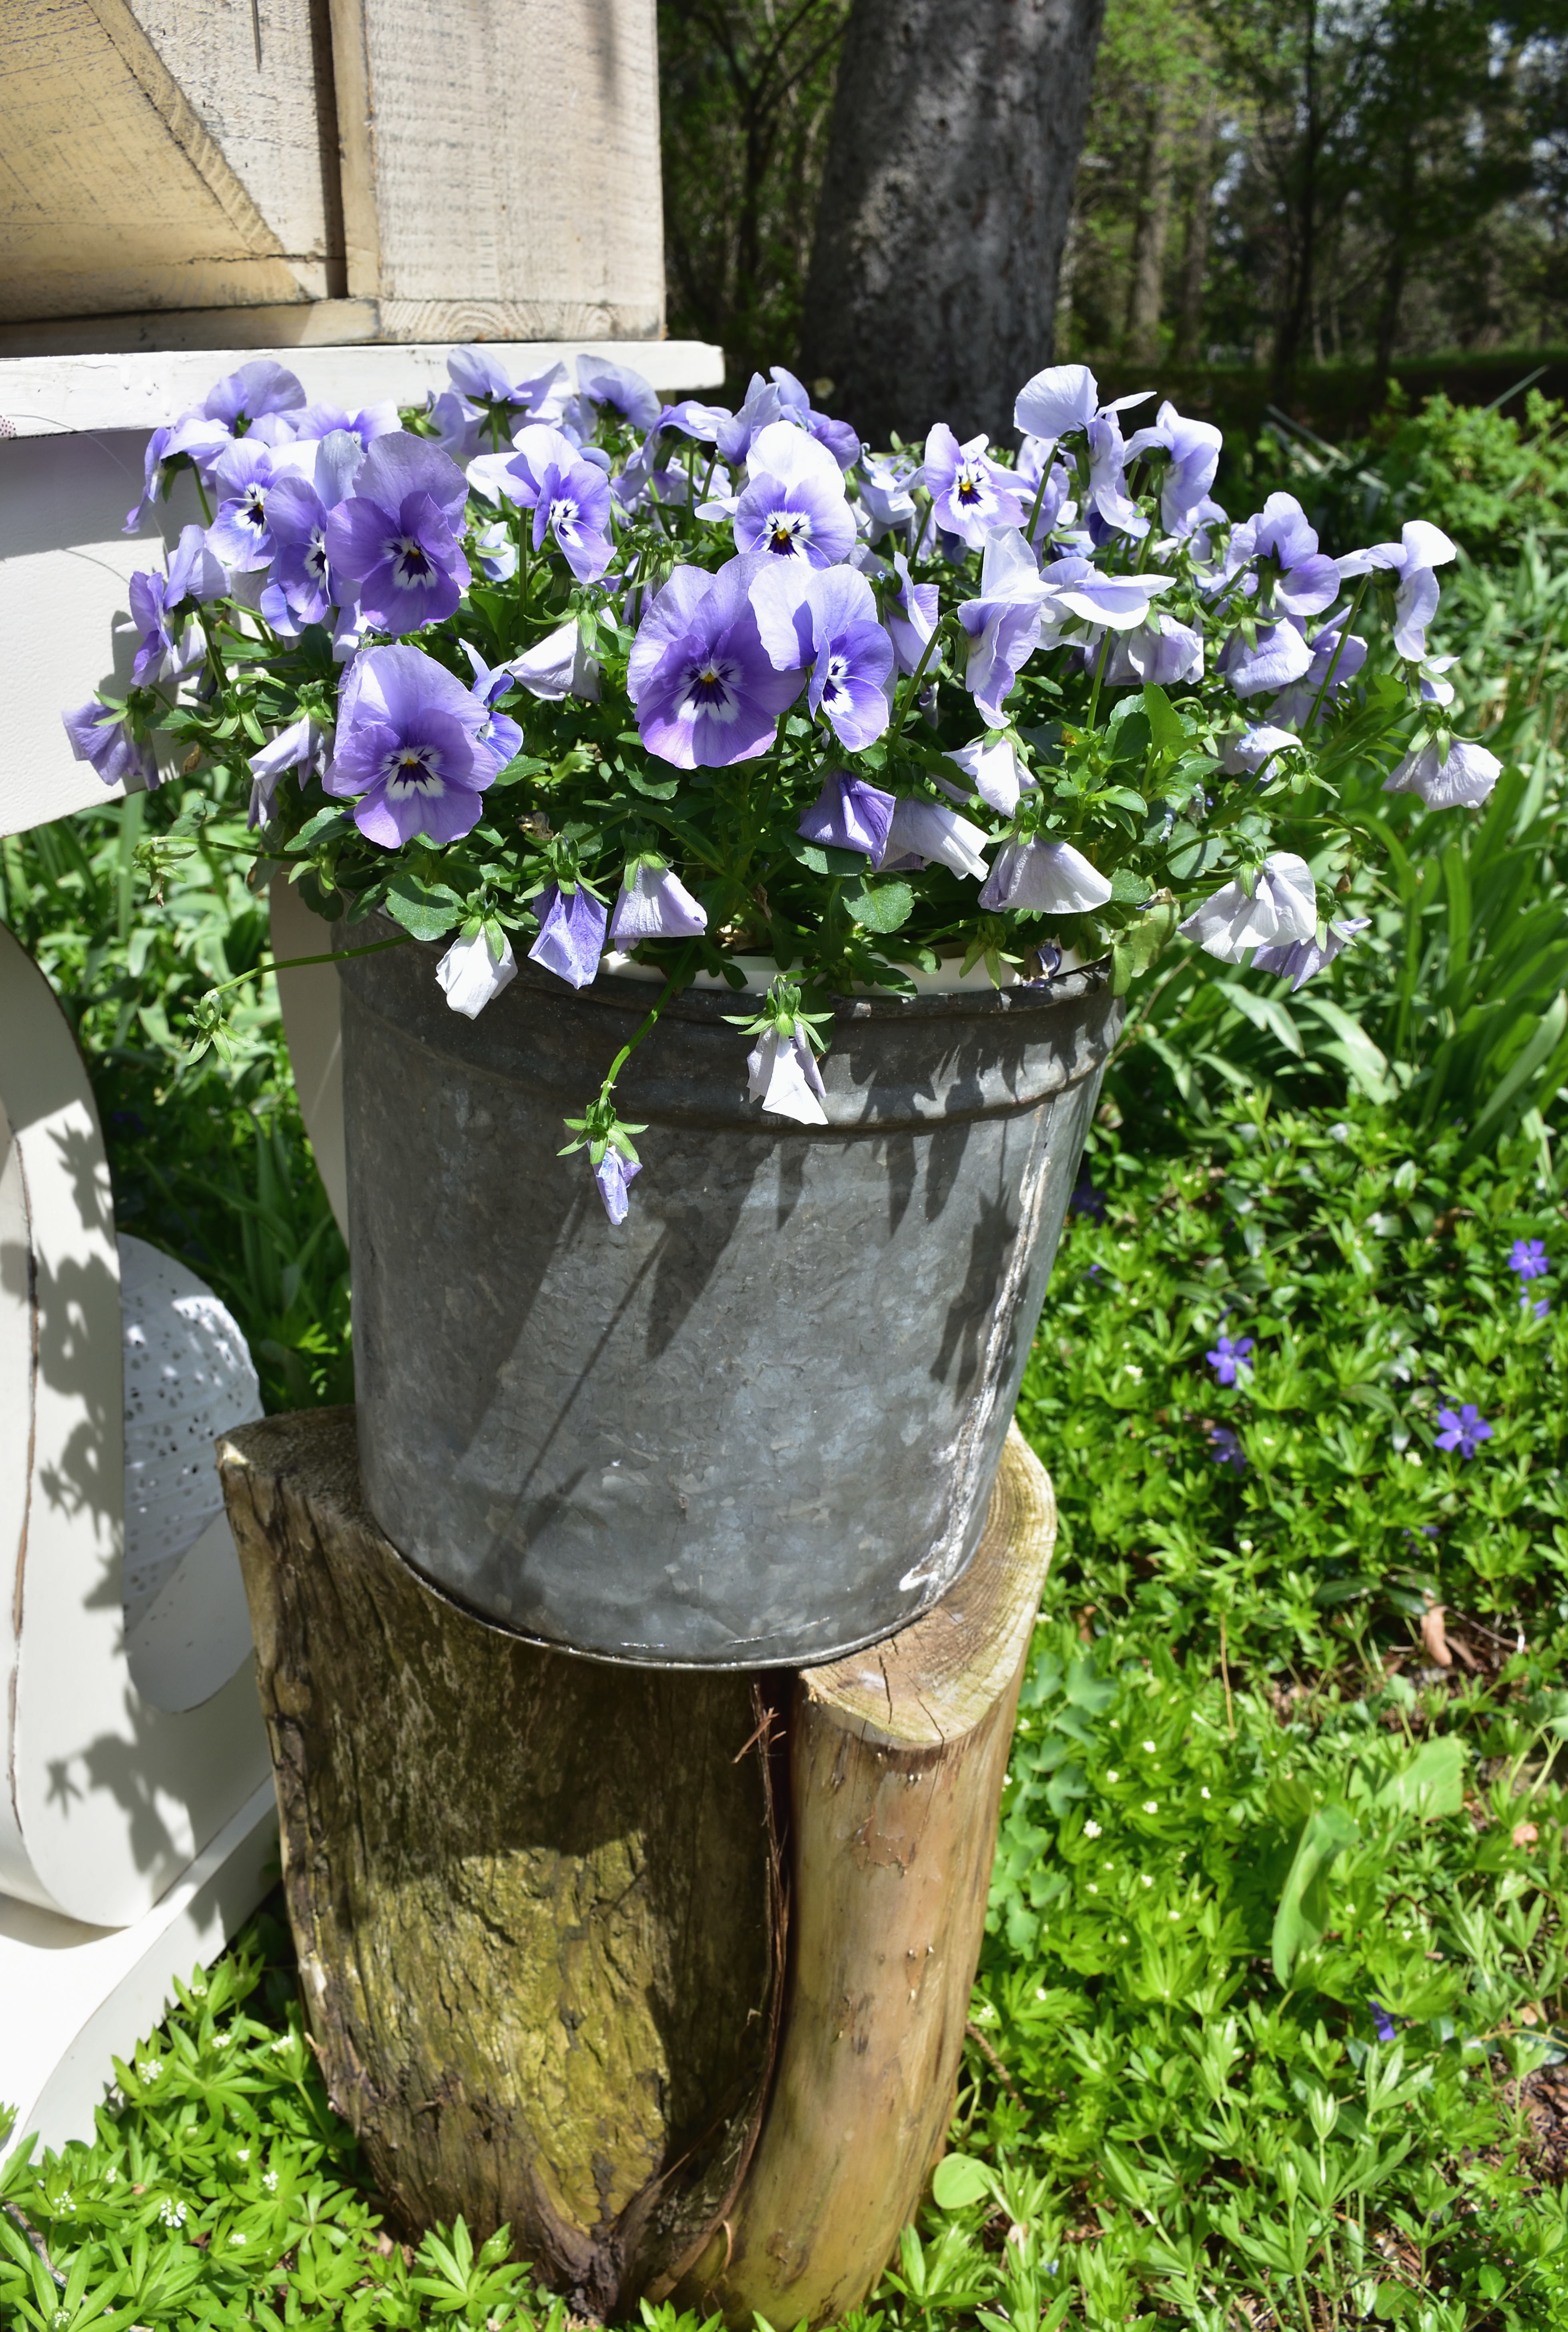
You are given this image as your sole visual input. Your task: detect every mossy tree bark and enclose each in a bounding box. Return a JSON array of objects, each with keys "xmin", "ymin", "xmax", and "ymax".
[{"xmin": 218, "ymin": 1412, "xmax": 1053, "ymax": 2326}]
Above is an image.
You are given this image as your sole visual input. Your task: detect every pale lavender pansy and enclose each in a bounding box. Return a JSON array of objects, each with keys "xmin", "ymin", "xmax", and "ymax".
[
  {"xmin": 437, "ymin": 927, "xmax": 518, "ymax": 1019},
  {"xmin": 247, "ymin": 713, "xmax": 330, "ymax": 828},
  {"xmin": 947, "ymin": 735, "xmax": 1034, "ymax": 817},
  {"xmin": 798, "ymin": 770, "xmax": 897, "ymax": 862},
  {"xmin": 627, "ymin": 555, "xmax": 804, "ymax": 767},
  {"xmin": 529, "ymin": 884, "xmax": 609, "ymax": 988},
  {"xmin": 1268, "ymin": 612, "xmax": 1368, "ymax": 725},
  {"xmin": 1178, "ymin": 853, "xmax": 1318, "ymax": 961},
  {"xmin": 734, "ymin": 421, "xmax": 857, "ymax": 567},
  {"xmin": 62, "ymin": 702, "xmax": 158, "ymax": 790},
  {"xmin": 978, "ymin": 839, "xmax": 1113, "ymax": 915},
  {"xmin": 882, "ymin": 797, "xmax": 990, "ymax": 881},
  {"xmin": 324, "ymin": 642, "xmax": 493, "ymax": 846},
  {"xmin": 324, "ymin": 434, "xmax": 472, "ymax": 631},
  {"xmin": 1338, "ymin": 520, "xmax": 1458, "ymax": 661},
  {"xmin": 921, "ymin": 424, "xmax": 1028, "ymax": 551},
  {"xmin": 747, "ymin": 1023, "xmax": 828, "ymax": 1124},
  {"xmin": 1252, "ymin": 917, "xmax": 1370, "ymax": 990},
  {"xmin": 751, "ymin": 561, "xmax": 894, "ymax": 750},
  {"xmin": 1123, "ymin": 401, "xmax": 1223, "ymax": 533},
  {"xmin": 1383, "ymin": 738, "xmax": 1501, "ymax": 810},
  {"xmin": 1218, "ymin": 620, "xmax": 1314, "ymax": 700},
  {"xmin": 609, "ymin": 862, "xmax": 709, "ymax": 945},
  {"xmin": 1220, "ymin": 494, "xmax": 1340, "ymax": 619}
]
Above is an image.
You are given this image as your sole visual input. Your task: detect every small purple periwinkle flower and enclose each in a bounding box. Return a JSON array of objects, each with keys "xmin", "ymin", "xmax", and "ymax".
[
  {"xmin": 1510, "ymin": 1239, "xmax": 1548, "ymax": 1281},
  {"xmin": 1071, "ymin": 1181, "xmax": 1107, "ymax": 1223},
  {"xmin": 734, "ymin": 421, "xmax": 856, "ymax": 567},
  {"xmin": 752, "ymin": 562, "xmax": 893, "ymax": 750},
  {"xmin": 921, "ymin": 424, "xmax": 1027, "ymax": 551},
  {"xmin": 324, "ymin": 642, "xmax": 493, "ymax": 845},
  {"xmin": 324, "ymin": 433, "xmax": 471, "ymax": 631},
  {"xmin": 1252, "ymin": 917, "xmax": 1370, "ymax": 991},
  {"xmin": 977, "ymin": 839, "xmax": 1112, "ymax": 915},
  {"xmin": 1209, "ymin": 1426, "xmax": 1247, "ymax": 1473},
  {"xmin": 609, "ymin": 862, "xmax": 708, "ymax": 945},
  {"xmin": 593, "ymin": 1147, "xmax": 642, "ymax": 1226},
  {"xmin": 1179, "ymin": 854, "xmax": 1317, "ymax": 962},
  {"xmin": 1370, "ymin": 2001, "xmax": 1398, "ymax": 2044},
  {"xmin": 529, "ymin": 883, "xmax": 609, "ymax": 989},
  {"xmin": 1220, "ymin": 725, "xmax": 1298, "ymax": 777},
  {"xmin": 798, "ymin": 770, "xmax": 897, "ymax": 862},
  {"xmin": 1384, "ymin": 739, "xmax": 1501, "ymax": 811},
  {"xmin": 1524, "ymin": 1296, "xmax": 1551, "ymax": 1321},
  {"xmin": 1206, "ymin": 1335, "xmax": 1254, "ymax": 1387},
  {"xmin": 1434, "ymin": 1403, "xmax": 1492, "ymax": 1459},
  {"xmin": 627, "ymin": 556, "xmax": 803, "ymax": 768},
  {"xmin": 62, "ymin": 701, "xmax": 158, "ymax": 790}
]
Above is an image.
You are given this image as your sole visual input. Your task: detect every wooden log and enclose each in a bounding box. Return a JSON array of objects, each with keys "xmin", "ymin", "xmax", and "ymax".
[
  {"xmin": 217, "ymin": 1410, "xmax": 1053, "ymax": 2324},
  {"xmin": 667, "ymin": 1431, "xmax": 1054, "ymax": 2328}
]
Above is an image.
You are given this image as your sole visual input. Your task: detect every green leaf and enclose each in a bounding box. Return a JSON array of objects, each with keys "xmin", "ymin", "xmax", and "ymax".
[
  {"xmin": 931, "ymin": 2153, "xmax": 993, "ymax": 2209},
  {"xmin": 843, "ymin": 876, "xmax": 915, "ymax": 932},
  {"xmin": 1272, "ymin": 1802, "xmax": 1360, "ymax": 1985},
  {"xmin": 383, "ymin": 874, "xmax": 465, "ymax": 941},
  {"xmin": 1142, "ymin": 683, "xmax": 1186, "ymax": 759},
  {"xmin": 1111, "ymin": 892, "xmax": 1178, "ymax": 995},
  {"xmin": 1374, "ymin": 1735, "xmax": 1465, "ymax": 1820},
  {"xmin": 627, "ymin": 765, "xmax": 680, "ymax": 800},
  {"xmin": 789, "ymin": 835, "xmax": 869, "ymax": 877}
]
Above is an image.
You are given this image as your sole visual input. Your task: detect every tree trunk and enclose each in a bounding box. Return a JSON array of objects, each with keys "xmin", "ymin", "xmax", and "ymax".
[
  {"xmin": 218, "ymin": 1411, "xmax": 1055, "ymax": 2326},
  {"xmin": 799, "ymin": 0, "xmax": 1109, "ymax": 444},
  {"xmin": 1173, "ymin": 98, "xmax": 1215, "ymax": 366},
  {"xmin": 1123, "ymin": 94, "xmax": 1172, "ymax": 366}
]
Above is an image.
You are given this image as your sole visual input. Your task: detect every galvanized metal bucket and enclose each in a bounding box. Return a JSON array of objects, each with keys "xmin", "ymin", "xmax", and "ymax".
[{"xmin": 338, "ymin": 929, "xmax": 1119, "ymax": 1667}]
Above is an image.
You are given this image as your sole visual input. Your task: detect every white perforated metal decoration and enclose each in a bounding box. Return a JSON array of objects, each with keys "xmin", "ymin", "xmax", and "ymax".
[{"xmin": 0, "ymin": 921, "xmax": 269, "ymax": 1927}]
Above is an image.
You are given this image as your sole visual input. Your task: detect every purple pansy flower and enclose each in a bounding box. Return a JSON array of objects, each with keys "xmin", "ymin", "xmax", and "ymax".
[
  {"xmin": 61, "ymin": 701, "xmax": 158, "ymax": 790},
  {"xmin": 1338, "ymin": 521, "xmax": 1457, "ymax": 661},
  {"xmin": 858, "ymin": 452, "xmax": 920, "ymax": 541},
  {"xmin": 207, "ymin": 440, "xmax": 285, "ymax": 570},
  {"xmin": 769, "ymin": 366, "xmax": 861, "ymax": 469},
  {"xmin": 949, "ymin": 736, "xmax": 1033, "ymax": 816},
  {"xmin": 1218, "ymin": 620, "xmax": 1314, "ymax": 701},
  {"xmin": 627, "ymin": 556, "xmax": 804, "ymax": 767},
  {"xmin": 324, "ymin": 433, "xmax": 471, "ymax": 631},
  {"xmin": 1435, "ymin": 1403, "xmax": 1492, "ymax": 1459},
  {"xmin": 921, "ymin": 424, "xmax": 1027, "ymax": 551},
  {"xmin": 978, "ymin": 839, "xmax": 1112, "ymax": 915},
  {"xmin": 1102, "ymin": 613, "xmax": 1203, "ymax": 687},
  {"xmin": 529, "ymin": 883, "xmax": 609, "ymax": 989},
  {"xmin": 1124, "ymin": 401, "xmax": 1223, "ymax": 534},
  {"xmin": 1384, "ymin": 739, "xmax": 1501, "ymax": 811},
  {"xmin": 504, "ymin": 617, "xmax": 601, "ymax": 703},
  {"xmin": 1252, "ymin": 918, "xmax": 1370, "ymax": 991},
  {"xmin": 124, "ymin": 359, "xmax": 306, "ymax": 531},
  {"xmin": 128, "ymin": 524, "xmax": 225, "ymax": 682},
  {"xmin": 751, "ymin": 562, "xmax": 893, "ymax": 750},
  {"xmin": 734, "ymin": 421, "xmax": 856, "ymax": 567},
  {"xmin": 609, "ymin": 862, "xmax": 708, "ymax": 945},
  {"xmin": 247, "ymin": 713, "xmax": 330, "ymax": 828},
  {"xmin": 797, "ymin": 771, "xmax": 897, "ymax": 862},
  {"xmin": 882, "ymin": 797, "xmax": 990, "ymax": 881},
  {"xmin": 574, "ymin": 356, "xmax": 662, "ymax": 434},
  {"xmin": 324, "ymin": 643, "xmax": 493, "ymax": 846},
  {"xmin": 593, "ymin": 1148, "xmax": 641, "ymax": 1225},
  {"xmin": 957, "ymin": 529, "xmax": 1053, "ymax": 724},
  {"xmin": 447, "ymin": 347, "xmax": 567, "ymax": 429},
  {"xmin": 881, "ymin": 552, "xmax": 939, "ymax": 675},
  {"xmin": 1221, "ymin": 725, "xmax": 1298, "ymax": 776},
  {"xmin": 1085, "ymin": 409, "xmax": 1149, "ymax": 538},
  {"xmin": 1015, "ymin": 438, "xmax": 1077, "ymax": 545},
  {"xmin": 1179, "ymin": 854, "xmax": 1317, "ymax": 961},
  {"xmin": 1510, "ymin": 1239, "xmax": 1548, "ymax": 1281},
  {"xmin": 1269, "ymin": 613, "xmax": 1368, "ymax": 726},
  {"xmin": 748, "ymin": 1023, "xmax": 828, "ymax": 1125},
  {"xmin": 1206, "ymin": 1334, "xmax": 1254, "ymax": 1386},
  {"xmin": 499, "ymin": 424, "xmax": 616, "ymax": 582},
  {"xmin": 457, "ymin": 641, "xmax": 524, "ymax": 776},
  {"xmin": 260, "ymin": 474, "xmax": 342, "ymax": 630},
  {"xmin": 1221, "ymin": 494, "xmax": 1340, "ymax": 621}
]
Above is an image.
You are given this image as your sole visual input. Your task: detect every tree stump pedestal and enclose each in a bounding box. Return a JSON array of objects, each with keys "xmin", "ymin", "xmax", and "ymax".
[{"xmin": 217, "ymin": 1410, "xmax": 1054, "ymax": 2328}]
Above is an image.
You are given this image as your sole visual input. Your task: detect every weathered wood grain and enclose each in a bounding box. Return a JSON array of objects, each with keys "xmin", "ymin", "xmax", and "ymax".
[
  {"xmin": 328, "ymin": 0, "xmax": 665, "ymax": 335},
  {"xmin": 217, "ymin": 1409, "xmax": 782, "ymax": 2320},
  {"xmin": 669, "ymin": 1429, "xmax": 1055, "ymax": 2328},
  {"xmin": 0, "ymin": 0, "xmax": 322, "ymax": 322}
]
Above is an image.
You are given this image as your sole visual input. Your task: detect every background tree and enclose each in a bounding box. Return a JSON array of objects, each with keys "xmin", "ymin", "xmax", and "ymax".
[{"xmin": 797, "ymin": 0, "xmax": 1109, "ymax": 442}]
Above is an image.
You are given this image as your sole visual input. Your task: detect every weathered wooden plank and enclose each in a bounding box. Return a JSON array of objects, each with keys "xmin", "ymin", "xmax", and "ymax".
[
  {"xmin": 329, "ymin": 0, "xmax": 665, "ymax": 336},
  {"xmin": 0, "ymin": 0, "xmax": 314, "ymax": 322}
]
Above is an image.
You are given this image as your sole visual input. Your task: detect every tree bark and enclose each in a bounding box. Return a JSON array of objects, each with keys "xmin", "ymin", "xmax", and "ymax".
[
  {"xmin": 799, "ymin": 0, "xmax": 1108, "ymax": 444},
  {"xmin": 1123, "ymin": 94, "xmax": 1172, "ymax": 367},
  {"xmin": 218, "ymin": 1411, "xmax": 1054, "ymax": 2327},
  {"xmin": 1173, "ymin": 97, "xmax": 1215, "ymax": 366}
]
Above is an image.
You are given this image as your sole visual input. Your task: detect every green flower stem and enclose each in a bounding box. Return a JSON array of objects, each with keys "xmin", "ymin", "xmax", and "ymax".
[
  {"xmin": 1304, "ymin": 574, "xmax": 1372, "ymax": 731},
  {"xmin": 596, "ymin": 936, "xmax": 702, "ymax": 1104},
  {"xmin": 886, "ymin": 616, "xmax": 947, "ymax": 750},
  {"xmin": 200, "ymin": 930, "xmax": 414, "ymax": 1004}
]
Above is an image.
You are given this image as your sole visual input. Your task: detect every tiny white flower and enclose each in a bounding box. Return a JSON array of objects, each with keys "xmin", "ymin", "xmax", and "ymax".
[
  {"xmin": 1124, "ymin": 1363, "xmax": 1143, "ymax": 1379},
  {"xmin": 1143, "ymin": 1800, "xmax": 1159, "ymax": 1813},
  {"xmin": 1084, "ymin": 1818, "xmax": 1102, "ymax": 1838},
  {"xmin": 236, "ymin": 2149, "xmax": 250, "ymax": 2163},
  {"xmin": 1087, "ymin": 1882, "xmax": 1099, "ymax": 1894},
  {"xmin": 158, "ymin": 2198, "xmax": 187, "ymax": 2228},
  {"xmin": 1168, "ymin": 1910, "xmax": 1180, "ymax": 1922},
  {"xmin": 263, "ymin": 2170, "xmax": 278, "ymax": 2192},
  {"xmin": 1034, "ymin": 1986, "xmax": 1047, "ymax": 2001},
  {"xmin": 1201, "ymin": 1786, "xmax": 1211, "ymax": 1800},
  {"xmin": 1107, "ymin": 1769, "xmax": 1119, "ymax": 1782},
  {"xmin": 230, "ymin": 2231, "xmax": 248, "ymax": 2246},
  {"xmin": 1139, "ymin": 1873, "xmax": 1154, "ymax": 1888},
  {"xmin": 1142, "ymin": 1740, "xmax": 1156, "ymax": 1752}
]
